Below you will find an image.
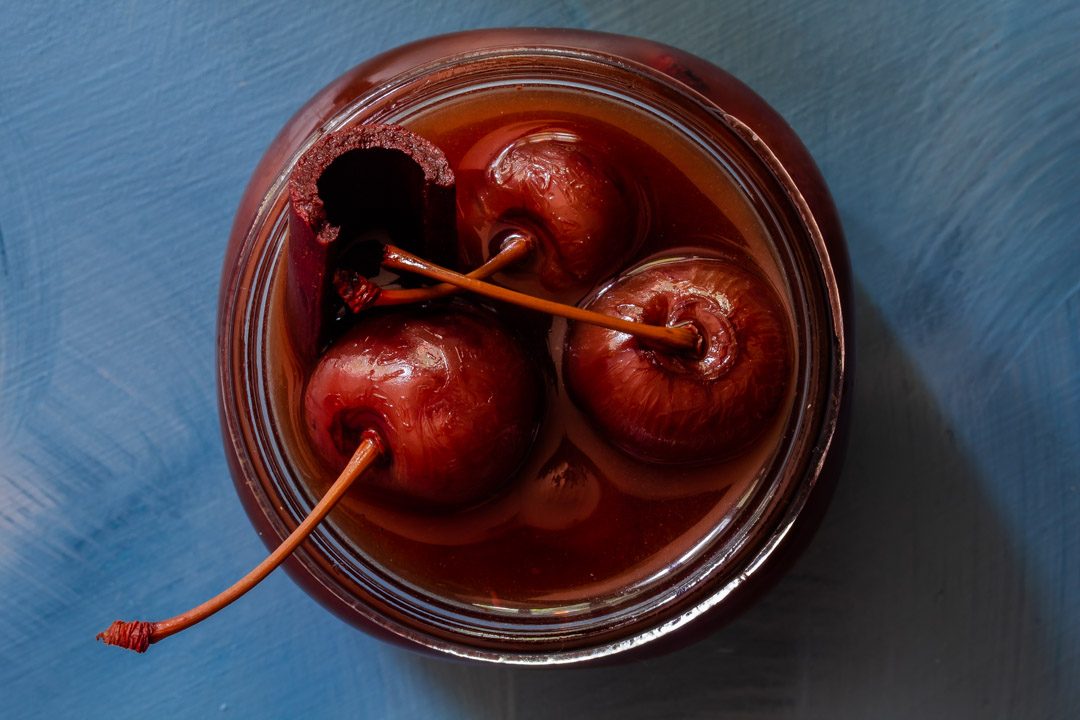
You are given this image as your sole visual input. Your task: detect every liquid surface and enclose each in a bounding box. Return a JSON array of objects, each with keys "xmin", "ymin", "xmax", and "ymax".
[{"xmin": 268, "ymin": 85, "xmax": 796, "ymax": 608}]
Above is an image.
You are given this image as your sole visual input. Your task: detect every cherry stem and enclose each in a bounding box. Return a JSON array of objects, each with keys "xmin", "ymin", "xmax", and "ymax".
[
  {"xmin": 375, "ymin": 232, "xmax": 535, "ymax": 306},
  {"xmin": 97, "ymin": 433, "xmax": 383, "ymax": 653},
  {"xmin": 383, "ymin": 245, "xmax": 701, "ymax": 353}
]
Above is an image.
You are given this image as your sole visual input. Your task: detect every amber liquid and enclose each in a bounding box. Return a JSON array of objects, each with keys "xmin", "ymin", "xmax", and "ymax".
[{"xmin": 266, "ymin": 85, "xmax": 796, "ymax": 609}]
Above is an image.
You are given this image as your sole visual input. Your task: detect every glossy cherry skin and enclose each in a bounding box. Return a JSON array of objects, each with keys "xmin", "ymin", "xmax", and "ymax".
[
  {"xmin": 564, "ymin": 256, "xmax": 792, "ymax": 464},
  {"xmin": 457, "ymin": 121, "xmax": 640, "ymax": 291},
  {"xmin": 304, "ymin": 304, "xmax": 542, "ymax": 507}
]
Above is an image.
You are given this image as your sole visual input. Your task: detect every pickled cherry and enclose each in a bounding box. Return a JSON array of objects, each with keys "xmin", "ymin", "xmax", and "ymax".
[
  {"xmin": 456, "ymin": 122, "xmax": 642, "ymax": 290},
  {"xmin": 304, "ymin": 304, "xmax": 542, "ymax": 507},
  {"xmin": 564, "ymin": 256, "xmax": 792, "ymax": 464}
]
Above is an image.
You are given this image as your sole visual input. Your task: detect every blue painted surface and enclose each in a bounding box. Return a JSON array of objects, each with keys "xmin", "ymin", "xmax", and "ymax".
[{"xmin": 1, "ymin": 1, "xmax": 1077, "ymax": 717}]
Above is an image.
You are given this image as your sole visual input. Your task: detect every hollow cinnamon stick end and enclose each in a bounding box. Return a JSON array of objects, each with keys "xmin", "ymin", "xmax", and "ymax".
[
  {"xmin": 285, "ymin": 124, "xmax": 456, "ymax": 362},
  {"xmin": 96, "ymin": 620, "xmax": 154, "ymax": 653}
]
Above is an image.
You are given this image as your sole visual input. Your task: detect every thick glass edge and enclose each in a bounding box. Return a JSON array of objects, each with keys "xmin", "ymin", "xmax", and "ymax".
[{"xmin": 217, "ymin": 44, "xmax": 849, "ymax": 665}]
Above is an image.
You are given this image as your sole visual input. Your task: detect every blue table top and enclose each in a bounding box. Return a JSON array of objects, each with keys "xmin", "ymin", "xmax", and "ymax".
[{"xmin": 1, "ymin": 2, "xmax": 1077, "ymax": 718}]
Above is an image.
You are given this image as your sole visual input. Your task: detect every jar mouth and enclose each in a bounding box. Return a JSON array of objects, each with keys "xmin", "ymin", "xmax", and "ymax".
[{"xmin": 218, "ymin": 44, "xmax": 846, "ymax": 665}]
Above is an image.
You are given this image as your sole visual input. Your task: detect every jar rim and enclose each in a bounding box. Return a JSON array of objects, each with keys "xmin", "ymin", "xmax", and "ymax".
[{"xmin": 218, "ymin": 40, "xmax": 848, "ymax": 665}]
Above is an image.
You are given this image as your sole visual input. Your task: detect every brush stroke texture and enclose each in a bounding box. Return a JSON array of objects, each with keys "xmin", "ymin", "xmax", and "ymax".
[{"xmin": 0, "ymin": 1, "xmax": 1077, "ymax": 718}]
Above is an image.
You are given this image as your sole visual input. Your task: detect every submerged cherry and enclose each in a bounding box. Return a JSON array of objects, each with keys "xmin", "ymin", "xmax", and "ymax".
[
  {"xmin": 457, "ymin": 122, "xmax": 641, "ymax": 290},
  {"xmin": 519, "ymin": 437, "xmax": 603, "ymax": 532},
  {"xmin": 564, "ymin": 256, "xmax": 793, "ymax": 464},
  {"xmin": 304, "ymin": 303, "xmax": 542, "ymax": 507}
]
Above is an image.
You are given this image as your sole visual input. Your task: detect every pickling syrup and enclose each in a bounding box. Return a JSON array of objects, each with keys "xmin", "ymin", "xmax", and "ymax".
[{"xmin": 267, "ymin": 84, "xmax": 796, "ymax": 609}]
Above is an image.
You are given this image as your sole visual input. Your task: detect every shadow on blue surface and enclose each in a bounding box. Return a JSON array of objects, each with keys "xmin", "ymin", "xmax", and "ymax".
[{"xmin": 404, "ymin": 277, "xmax": 1074, "ymax": 719}]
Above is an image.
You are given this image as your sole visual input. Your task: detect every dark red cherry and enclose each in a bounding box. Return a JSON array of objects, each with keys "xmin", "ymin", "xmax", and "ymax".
[
  {"xmin": 564, "ymin": 256, "xmax": 792, "ymax": 464},
  {"xmin": 457, "ymin": 122, "xmax": 641, "ymax": 291},
  {"xmin": 304, "ymin": 304, "xmax": 541, "ymax": 507}
]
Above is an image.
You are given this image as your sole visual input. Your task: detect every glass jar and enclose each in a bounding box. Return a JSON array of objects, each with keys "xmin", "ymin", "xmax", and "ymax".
[{"xmin": 218, "ymin": 29, "xmax": 852, "ymax": 665}]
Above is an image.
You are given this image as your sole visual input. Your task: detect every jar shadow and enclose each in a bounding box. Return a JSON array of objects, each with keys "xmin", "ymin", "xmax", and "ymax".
[{"xmin": 404, "ymin": 274, "xmax": 1071, "ymax": 717}]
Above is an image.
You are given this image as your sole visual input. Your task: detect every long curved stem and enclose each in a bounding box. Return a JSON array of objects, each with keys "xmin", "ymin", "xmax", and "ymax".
[
  {"xmin": 383, "ymin": 245, "xmax": 701, "ymax": 353},
  {"xmin": 97, "ymin": 433, "xmax": 383, "ymax": 653},
  {"xmin": 375, "ymin": 232, "xmax": 534, "ymax": 306}
]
